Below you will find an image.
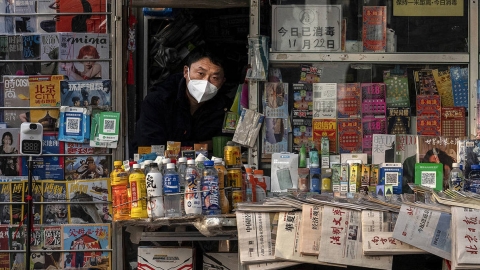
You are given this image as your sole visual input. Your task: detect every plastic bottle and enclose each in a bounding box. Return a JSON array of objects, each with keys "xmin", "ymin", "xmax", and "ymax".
[
  {"xmin": 244, "ymin": 168, "xmax": 254, "ymax": 202},
  {"xmin": 129, "ymin": 164, "xmax": 148, "ymax": 219},
  {"xmin": 184, "ymin": 160, "xmax": 202, "ymax": 215},
  {"xmin": 163, "ymin": 163, "xmax": 181, "ymax": 217},
  {"xmin": 467, "ymin": 165, "xmax": 480, "ymax": 193},
  {"xmin": 111, "ymin": 161, "xmax": 130, "ymax": 221},
  {"xmin": 161, "ymin": 158, "xmax": 171, "ymax": 175},
  {"xmin": 146, "ymin": 162, "xmax": 164, "ymax": 218},
  {"xmin": 143, "ymin": 160, "xmax": 152, "ymax": 175},
  {"xmin": 214, "ymin": 158, "xmax": 230, "ymax": 214},
  {"xmin": 177, "ymin": 157, "xmax": 188, "ymax": 215},
  {"xmin": 196, "ymin": 155, "xmax": 206, "ymax": 174},
  {"xmin": 299, "ymin": 144, "xmax": 307, "ymax": 168},
  {"xmin": 448, "ymin": 162, "xmax": 465, "ymax": 191},
  {"xmin": 309, "ymin": 144, "xmax": 319, "ymax": 168},
  {"xmin": 202, "ymin": 160, "xmax": 221, "ymax": 215},
  {"xmin": 254, "ymin": 169, "xmax": 267, "ymax": 202}
]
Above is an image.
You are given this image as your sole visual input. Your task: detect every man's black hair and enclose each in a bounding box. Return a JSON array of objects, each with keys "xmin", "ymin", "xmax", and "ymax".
[
  {"xmin": 186, "ymin": 46, "xmax": 225, "ymax": 70},
  {"xmin": 72, "ymin": 97, "xmax": 80, "ymax": 103}
]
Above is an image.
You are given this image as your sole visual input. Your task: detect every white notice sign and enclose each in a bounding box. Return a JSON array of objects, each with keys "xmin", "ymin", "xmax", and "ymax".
[{"xmin": 272, "ymin": 5, "xmax": 342, "ymax": 52}]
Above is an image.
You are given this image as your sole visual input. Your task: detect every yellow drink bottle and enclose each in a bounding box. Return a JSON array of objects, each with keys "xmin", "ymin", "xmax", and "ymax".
[
  {"xmin": 111, "ymin": 161, "xmax": 130, "ymax": 221},
  {"xmin": 129, "ymin": 163, "xmax": 148, "ymax": 219}
]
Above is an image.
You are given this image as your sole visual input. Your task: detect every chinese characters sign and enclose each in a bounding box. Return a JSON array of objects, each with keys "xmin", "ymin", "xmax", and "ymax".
[
  {"xmin": 272, "ymin": 5, "xmax": 342, "ymax": 52},
  {"xmin": 394, "ymin": 1, "xmax": 463, "ymax": 16}
]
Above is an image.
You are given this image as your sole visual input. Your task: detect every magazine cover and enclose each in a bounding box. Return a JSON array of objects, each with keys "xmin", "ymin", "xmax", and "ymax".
[
  {"xmin": 0, "ymin": 128, "xmax": 20, "ymax": 177},
  {"xmin": 29, "ymin": 75, "xmax": 63, "ymax": 131},
  {"xmin": 30, "ymin": 225, "xmax": 44, "ymax": 269},
  {"xmin": 5, "ymin": 35, "xmax": 23, "ymax": 75},
  {"xmin": 27, "ymin": 182, "xmax": 43, "ymax": 225},
  {"xmin": 14, "ymin": 0, "xmax": 36, "ymax": 33},
  {"xmin": 62, "ymin": 224, "xmax": 111, "ymax": 269},
  {"xmin": 57, "ymin": 0, "xmax": 108, "ymax": 33},
  {"xmin": 10, "ymin": 181, "xmax": 23, "ymax": 224},
  {"xmin": 298, "ymin": 64, "xmax": 322, "ymax": 83},
  {"xmin": 0, "ymin": 0, "xmax": 10, "ymax": 34},
  {"xmin": 60, "ymin": 79, "xmax": 112, "ymax": 107},
  {"xmin": 40, "ymin": 33, "xmax": 60, "ymax": 75},
  {"xmin": 3, "ymin": 75, "xmax": 29, "ymax": 128},
  {"xmin": 263, "ymin": 82, "xmax": 288, "ymax": 118},
  {"xmin": 43, "ymin": 225, "xmax": 63, "ymax": 269},
  {"xmin": 337, "ymin": 83, "xmax": 361, "ymax": 118},
  {"xmin": 0, "ymin": 182, "xmax": 10, "ymax": 224},
  {"xmin": 64, "ymin": 155, "xmax": 111, "ymax": 180},
  {"xmin": 463, "ymin": 140, "xmax": 480, "ymax": 178},
  {"xmin": 9, "ymin": 225, "xmax": 25, "ymax": 270},
  {"xmin": 22, "ymin": 34, "xmax": 41, "ymax": 74},
  {"xmin": 414, "ymin": 69, "xmax": 438, "ymax": 95},
  {"xmin": 362, "ymin": 6, "xmax": 387, "ymax": 52},
  {"xmin": 0, "ymin": 225, "xmax": 9, "ymax": 268},
  {"xmin": 292, "ymin": 83, "xmax": 313, "ymax": 119},
  {"xmin": 21, "ymin": 132, "xmax": 65, "ymax": 180},
  {"xmin": 42, "ymin": 180, "xmax": 68, "ymax": 225},
  {"xmin": 36, "ymin": 0, "xmax": 58, "ymax": 33},
  {"xmin": 58, "ymin": 33, "xmax": 110, "ymax": 80},
  {"xmin": 262, "ymin": 118, "xmax": 288, "ymax": 154},
  {"xmin": 312, "ymin": 83, "xmax": 337, "ymax": 119},
  {"xmin": 337, "ymin": 118, "xmax": 362, "ymax": 153},
  {"xmin": 371, "ymin": 134, "xmax": 397, "ymax": 165},
  {"xmin": 67, "ymin": 178, "xmax": 112, "ymax": 224},
  {"xmin": 441, "ymin": 107, "xmax": 465, "ymax": 138}
]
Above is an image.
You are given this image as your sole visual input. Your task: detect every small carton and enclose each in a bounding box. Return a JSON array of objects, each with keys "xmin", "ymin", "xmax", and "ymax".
[{"xmin": 137, "ymin": 247, "xmax": 195, "ymax": 270}]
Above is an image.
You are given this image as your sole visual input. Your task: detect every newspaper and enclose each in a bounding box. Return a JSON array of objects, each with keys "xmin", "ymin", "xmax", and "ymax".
[
  {"xmin": 246, "ymin": 261, "xmax": 300, "ymax": 270},
  {"xmin": 317, "ymin": 206, "xmax": 393, "ymax": 270},
  {"xmin": 236, "ymin": 211, "xmax": 278, "ymax": 263},
  {"xmin": 451, "ymin": 207, "xmax": 480, "ymax": 269},
  {"xmin": 361, "ymin": 210, "xmax": 426, "ymax": 255},
  {"xmin": 298, "ymin": 204, "xmax": 322, "ymax": 255},
  {"xmin": 392, "ymin": 204, "xmax": 452, "ymax": 260},
  {"xmin": 232, "ymin": 108, "xmax": 264, "ymax": 148},
  {"xmin": 274, "ymin": 211, "xmax": 344, "ymax": 267}
]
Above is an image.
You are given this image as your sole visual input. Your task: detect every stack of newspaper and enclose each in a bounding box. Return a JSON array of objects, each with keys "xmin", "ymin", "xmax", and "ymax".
[{"xmin": 450, "ymin": 207, "xmax": 480, "ymax": 269}]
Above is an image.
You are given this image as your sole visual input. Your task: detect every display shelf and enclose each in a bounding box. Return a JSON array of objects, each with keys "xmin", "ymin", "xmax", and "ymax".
[
  {"xmin": 117, "ymin": 214, "xmax": 237, "ymax": 237},
  {"xmin": 131, "ymin": 0, "xmax": 248, "ymax": 8}
]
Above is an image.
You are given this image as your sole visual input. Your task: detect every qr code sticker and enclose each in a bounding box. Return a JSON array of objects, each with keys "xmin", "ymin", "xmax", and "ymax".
[
  {"xmin": 385, "ymin": 172, "xmax": 398, "ymax": 185},
  {"xmin": 103, "ymin": 119, "xmax": 116, "ymax": 133},
  {"xmin": 421, "ymin": 171, "xmax": 436, "ymax": 188},
  {"xmin": 66, "ymin": 117, "xmax": 80, "ymax": 133}
]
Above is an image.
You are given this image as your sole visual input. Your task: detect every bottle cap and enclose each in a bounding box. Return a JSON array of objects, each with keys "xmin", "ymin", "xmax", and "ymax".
[
  {"xmin": 167, "ymin": 163, "xmax": 175, "ymax": 169},
  {"xmin": 178, "ymin": 157, "xmax": 187, "ymax": 163},
  {"xmin": 472, "ymin": 165, "xmax": 480, "ymax": 170},
  {"xmin": 204, "ymin": 160, "xmax": 214, "ymax": 167},
  {"xmin": 114, "ymin": 161, "xmax": 122, "ymax": 166},
  {"xmin": 187, "ymin": 159, "xmax": 195, "ymax": 165},
  {"xmin": 144, "ymin": 160, "xmax": 152, "ymax": 165},
  {"xmin": 452, "ymin": 162, "xmax": 459, "ymax": 168},
  {"xmin": 245, "ymin": 167, "xmax": 253, "ymax": 174},
  {"xmin": 133, "ymin": 164, "xmax": 141, "ymax": 169},
  {"xmin": 162, "ymin": 158, "xmax": 171, "ymax": 164},
  {"xmin": 214, "ymin": 158, "xmax": 223, "ymax": 164}
]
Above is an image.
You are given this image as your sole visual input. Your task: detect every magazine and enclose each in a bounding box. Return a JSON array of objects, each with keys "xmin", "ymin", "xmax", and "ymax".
[
  {"xmin": 64, "ymin": 155, "xmax": 111, "ymax": 180},
  {"xmin": 42, "ymin": 180, "xmax": 68, "ymax": 225},
  {"xmin": 66, "ymin": 178, "xmax": 112, "ymax": 224},
  {"xmin": 60, "ymin": 79, "xmax": 112, "ymax": 107}
]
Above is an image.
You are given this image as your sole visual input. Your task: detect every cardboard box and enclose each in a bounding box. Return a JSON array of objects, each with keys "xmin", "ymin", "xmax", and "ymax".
[
  {"xmin": 137, "ymin": 247, "xmax": 195, "ymax": 270},
  {"xmin": 203, "ymin": 253, "xmax": 239, "ymax": 269}
]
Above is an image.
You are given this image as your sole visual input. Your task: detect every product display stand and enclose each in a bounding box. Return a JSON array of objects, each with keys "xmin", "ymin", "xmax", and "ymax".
[{"xmin": 25, "ymin": 156, "xmax": 34, "ymax": 270}]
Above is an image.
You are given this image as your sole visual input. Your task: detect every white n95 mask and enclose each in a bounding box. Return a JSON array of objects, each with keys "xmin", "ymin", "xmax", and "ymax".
[{"xmin": 187, "ymin": 68, "xmax": 219, "ymax": 103}]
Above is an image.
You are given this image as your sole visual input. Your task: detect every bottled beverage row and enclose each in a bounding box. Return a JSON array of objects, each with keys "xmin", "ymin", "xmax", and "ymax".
[{"xmin": 110, "ymin": 156, "xmax": 266, "ymax": 220}]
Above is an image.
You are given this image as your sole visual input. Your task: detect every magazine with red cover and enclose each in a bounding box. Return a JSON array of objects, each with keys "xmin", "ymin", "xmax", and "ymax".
[
  {"xmin": 312, "ymin": 118, "xmax": 337, "ymax": 153},
  {"xmin": 441, "ymin": 107, "xmax": 465, "ymax": 137},
  {"xmin": 338, "ymin": 118, "xmax": 362, "ymax": 153},
  {"xmin": 337, "ymin": 83, "xmax": 361, "ymax": 118},
  {"xmin": 56, "ymin": 0, "xmax": 107, "ymax": 33}
]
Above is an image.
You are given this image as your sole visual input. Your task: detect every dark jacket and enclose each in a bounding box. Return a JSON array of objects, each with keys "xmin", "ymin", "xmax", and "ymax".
[{"xmin": 132, "ymin": 73, "xmax": 231, "ymax": 153}]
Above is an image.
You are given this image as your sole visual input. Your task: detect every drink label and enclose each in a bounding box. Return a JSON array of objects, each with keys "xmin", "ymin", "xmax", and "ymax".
[
  {"xmin": 164, "ymin": 174, "xmax": 180, "ymax": 194},
  {"xmin": 202, "ymin": 175, "xmax": 219, "ymax": 211},
  {"xmin": 185, "ymin": 173, "xmax": 202, "ymax": 212}
]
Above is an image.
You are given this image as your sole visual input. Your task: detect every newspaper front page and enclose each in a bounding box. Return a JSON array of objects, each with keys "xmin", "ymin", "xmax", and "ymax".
[
  {"xmin": 451, "ymin": 207, "xmax": 480, "ymax": 269},
  {"xmin": 392, "ymin": 204, "xmax": 452, "ymax": 260},
  {"xmin": 298, "ymin": 204, "xmax": 322, "ymax": 255},
  {"xmin": 317, "ymin": 206, "xmax": 393, "ymax": 270},
  {"xmin": 362, "ymin": 210, "xmax": 426, "ymax": 255}
]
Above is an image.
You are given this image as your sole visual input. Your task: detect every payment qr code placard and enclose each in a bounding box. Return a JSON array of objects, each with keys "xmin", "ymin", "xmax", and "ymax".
[
  {"xmin": 385, "ymin": 172, "xmax": 398, "ymax": 185},
  {"xmin": 421, "ymin": 171, "xmax": 436, "ymax": 188},
  {"xmin": 103, "ymin": 119, "xmax": 116, "ymax": 133}
]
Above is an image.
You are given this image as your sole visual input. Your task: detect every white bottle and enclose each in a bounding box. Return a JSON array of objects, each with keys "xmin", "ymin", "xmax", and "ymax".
[
  {"xmin": 143, "ymin": 160, "xmax": 153, "ymax": 175},
  {"xmin": 202, "ymin": 160, "xmax": 220, "ymax": 215},
  {"xmin": 177, "ymin": 157, "xmax": 188, "ymax": 215},
  {"xmin": 161, "ymin": 158, "xmax": 171, "ymax": 175},
  {"xmin": 163, "ymin": 163, "xmax": 181, "ymax": 217},
  {"xmin": 184, "ymin": 160, "xmax": 202, "ymax": 215},
  {"xmin": 146, "ymin": 162, "xmax": 164, "ymax": 218},
  {"xmin": 449, "ymin": 162, "xmax": 465, "ymax": 191}
]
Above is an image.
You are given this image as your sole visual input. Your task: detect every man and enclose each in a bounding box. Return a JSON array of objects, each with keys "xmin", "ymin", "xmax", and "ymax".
[{"xmin": 132, "ymin": 48, "xmax": 232, "ymax": 154}]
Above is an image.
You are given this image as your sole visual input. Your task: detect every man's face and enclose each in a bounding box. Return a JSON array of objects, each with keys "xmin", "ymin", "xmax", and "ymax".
[{"xmin": 183, "ymin": 57, "xmax": 226, "ymax": 90}]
